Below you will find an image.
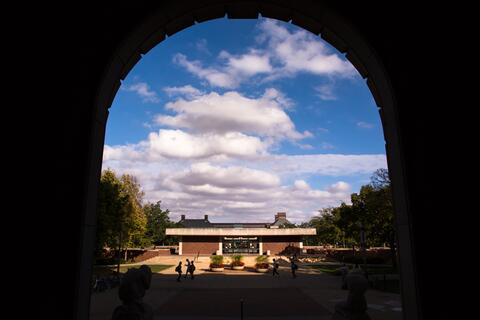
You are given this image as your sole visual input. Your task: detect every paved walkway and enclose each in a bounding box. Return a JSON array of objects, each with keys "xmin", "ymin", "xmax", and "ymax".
[{"xmin": 90, "ymin": 256, "xmax": 402, "ymax": 320}]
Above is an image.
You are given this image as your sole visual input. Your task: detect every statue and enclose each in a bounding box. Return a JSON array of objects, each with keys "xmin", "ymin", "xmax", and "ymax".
[
  {"xmin": 332, "ymin": 268, "xmax": 371, "ymax": 320},
  {"xmin": 112, "ymin": 265, "xmax": 153, "ymax": 320}
]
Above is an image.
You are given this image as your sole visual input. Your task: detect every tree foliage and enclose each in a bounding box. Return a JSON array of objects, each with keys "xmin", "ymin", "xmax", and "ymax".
[
  {"xmin": 144, "ymin": 201, "xmax": 179, "ymax": 245},
  {"xmin": 95, "ymin": 169, "xmax": 178, "ymax": 260},
  {"xmin": 306, "ymin": 169, "xmax": 396, "ymax": 252}
]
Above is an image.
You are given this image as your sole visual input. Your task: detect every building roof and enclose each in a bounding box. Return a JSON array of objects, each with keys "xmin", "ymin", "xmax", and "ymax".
[
  {"xmin": 166, "ymin": 227, "xmax": 316, "ymax": 236},
  {"xmin": 178, "ymin": 213, "xmax": 294, "ymax": 229},
  {"xmin": 179, "ymin": 219, "xmax": 213, "ymax": 228},
  {"xmin": 170, "ymin": 213, "xmax": 315, "ymax": 236}
]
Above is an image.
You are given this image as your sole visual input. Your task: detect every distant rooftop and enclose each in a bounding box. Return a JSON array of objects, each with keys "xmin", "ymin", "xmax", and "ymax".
[{"xmin": 178, "ymin": 213, "xmax": 290, "ymax": 229}]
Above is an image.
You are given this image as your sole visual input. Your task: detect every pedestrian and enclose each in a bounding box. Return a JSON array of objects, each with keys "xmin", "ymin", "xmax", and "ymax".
[
  {"xmin": 272, "ymin": 258, "xmax": 280, "ymax": 276},
  {"xmin": 189, "ymin": 261, "xmax": 196, "ymax": 279},
  {"xmin": 290, "ymin": 259, "xmax": 298, "ymax": 278},
  {"xmin": 175, "ymin": 261, "xmax": 182, "ymax": 282},
  {"xmin": 184, "ymin": 258, "xmax": 190, "ymax": 278}
]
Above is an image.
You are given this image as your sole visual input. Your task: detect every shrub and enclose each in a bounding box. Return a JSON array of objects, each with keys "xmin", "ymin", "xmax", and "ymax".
[
  {"xmin": 255, "ymin": 255, "xmax": 268, "ymax": 263},
  {"xmin": 326, "ymin": 249, "xmax": 391, "ymax": 264},
  {"xmin": 232, "ymin": 255, "xmax": 245, "ymax": 266},
  {"xmin": 255, "ymin": 255, "xmax": 269, "ymax": 269},
  {"xmin": 210, "ymin": 255, "xmax": 224, "ymax": 268}
]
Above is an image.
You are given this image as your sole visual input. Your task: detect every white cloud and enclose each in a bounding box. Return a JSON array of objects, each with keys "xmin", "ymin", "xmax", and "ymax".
[
  {"xmin": 315, "ymin": 83, "xmax": 337, "ymax": 100},
  {"xmin": 155, "ymin": 89, "xmax": 308, "ymax": 141},
  {"xmin": 171, "ymin": 163, "xmax": 281, "ymax": 189},
  {"xmin": 123, "ymin": 82, "xmax": 160, "ymax": 103},
  {"xmin": 173, "ymin": 19, "xmax": 357, "ymax": 88},
  {"xmin": 294, "ymin": 180, "xmax": 310, "ymax": 190},
  {"xmin": 357, "ymin": 121, "xmax": 374, "ymax": 129},
  {"xmin": 257, "ymin": 19, "xmax": 356, "ymax": 80},
  {"xmin": 102, "ymin": 144, "xmax": 386, "ymax": 223},
  {"xmin": 327, "ymin": 181, "xmax": 351, "ymax": 193},
  {"xmin": 220, "ymin": 50, "xmax": 273, "ymax": 76},
  {"xmin": 104, "ymin": 129, "xmax": 268, "ymax": 161},
  {"xmin": 242, "ymin": 154, "xmax": 387, "ymax": 177},
  {"xmin": 163, "ymin": 85, "xmax": 203, "ymax": 98},
  {"xmin": 196, "ymin": 38, "xmax": 211, "ymax": 55},
  {"xmin": 173, "ymin": 53, "xmax": 238, "ymax": 88}
]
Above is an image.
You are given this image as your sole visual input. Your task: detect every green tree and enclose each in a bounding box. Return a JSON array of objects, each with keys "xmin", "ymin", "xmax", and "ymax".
[
  {"xmin": 96, "ymin": 169, "xmax": 126, "ymax": 259},
  {"xmin": 119, "ymin": 174, "xmax": 148, "ymax": 248},
  {"xmin": 340, "ymin": 169, "xmax": 396, "ymax": 266},
  {"xmin": 95, "ymin": 170, "xmax": 148, "ymax": 261},
  {"xmin": 334, "ymin": 203, "xmax": 361, "ymax": 248},
  {"xmin": 308, "ymin": 207, "xmax": 343, "ymax": 246},
  {"xmin": 144, "ymin": 201, "xmax": 179, "ymax": 245}
]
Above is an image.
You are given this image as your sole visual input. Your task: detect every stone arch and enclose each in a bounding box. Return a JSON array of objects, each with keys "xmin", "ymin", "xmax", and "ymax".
[{"xmin": 79, "ymin": 2, "xmax": 419, "ymax": 319}]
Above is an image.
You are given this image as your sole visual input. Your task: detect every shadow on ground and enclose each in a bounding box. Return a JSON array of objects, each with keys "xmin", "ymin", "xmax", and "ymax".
[{"xmin": 90, "ymin": 269, "xmax": 402, "ymax": 320}]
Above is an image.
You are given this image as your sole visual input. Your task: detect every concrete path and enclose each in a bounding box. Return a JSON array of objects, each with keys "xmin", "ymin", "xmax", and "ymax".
[{"xmin": 90, "ymin": 256, "xmax": 402, "ymax": 320}]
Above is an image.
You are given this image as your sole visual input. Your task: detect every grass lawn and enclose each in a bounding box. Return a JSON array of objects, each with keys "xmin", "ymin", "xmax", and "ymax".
[
  {"xmin": 308, "ymin": 264, "xmax": 341, "ymax": 275},
  {"xmin": 93, "ymin": 264, "xmax": 172, "ymax": 276},
  {"xmin": 308, "ymin": 264, "xmax": 400, "ymax": 293},
  {"xmin": 308, "ymin": 264, "xmax": 398, "ymax": 276}
]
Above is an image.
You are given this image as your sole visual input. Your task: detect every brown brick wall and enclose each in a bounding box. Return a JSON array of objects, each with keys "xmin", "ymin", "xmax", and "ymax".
[
  {"xmin": 182, "ymin": 236, "xmax": 218, "ymax": 255},
  {"xmin": 263, "ymin": 236, "xmax": 301, "ymax": 254},
  {"xmin": 132, "ymin": 249, "xmax": 172, "ymax": 262}
]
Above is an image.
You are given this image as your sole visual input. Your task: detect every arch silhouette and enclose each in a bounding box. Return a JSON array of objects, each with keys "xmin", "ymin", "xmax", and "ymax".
[{"xmin": 77, "ymin": 2, "xmax": 420, "ymax": 319}]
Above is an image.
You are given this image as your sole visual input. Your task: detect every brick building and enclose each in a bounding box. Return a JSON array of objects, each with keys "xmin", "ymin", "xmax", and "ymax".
[{"xmin": 166, "ymin": 213, "xmax": 316, "ymax": 255}]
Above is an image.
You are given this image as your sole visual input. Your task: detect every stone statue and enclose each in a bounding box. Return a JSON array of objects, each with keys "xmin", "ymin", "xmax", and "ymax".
[
  {"xmin": 332, "ymin": 268, "xmax": 371, "ymax": 320},
  {"xmin": 112, "ymin": 265, "xmax": 154, "ymax": 320}
]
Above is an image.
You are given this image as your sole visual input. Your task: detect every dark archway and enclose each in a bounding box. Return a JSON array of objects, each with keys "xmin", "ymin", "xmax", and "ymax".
[{"xmin": 66, "ymin": 1, "xmax": 421, "ymax": 319}]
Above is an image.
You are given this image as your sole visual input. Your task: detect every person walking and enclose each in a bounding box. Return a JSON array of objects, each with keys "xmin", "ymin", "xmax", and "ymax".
[
  {"xmin": 189, "ymin": 261, "xmax": 196, "ymax": 279},
  {"xmin": 272, "ymin": 258, "xmax": 280, "ymax": 276},
  {"xmin": 184, "ymin": 258, "xmax": 190, "ymax": 278},
  {"xmin": 175, "ymin": 261, "xmax": 182, "ymax": 282},
  {"xmin": 290, "ymin": 259, "xmax": 298, "ymax": 278}
]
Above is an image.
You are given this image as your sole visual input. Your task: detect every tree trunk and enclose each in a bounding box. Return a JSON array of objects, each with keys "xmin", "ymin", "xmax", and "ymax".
[{"xmin": 117, "ymin": 230, "xmax": 122, "ymax": 274}]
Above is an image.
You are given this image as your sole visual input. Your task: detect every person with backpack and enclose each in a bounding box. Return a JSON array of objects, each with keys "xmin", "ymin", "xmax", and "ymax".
[
  {"xmin": 290, "ymin": 258, "xmax": 298, "ymax": 278},
  {"xmin": 272, "ymin": 258, "xmax": 280, "ymax": 276},
  {"xmin": 189, "ymin": 261, "xmax": 196, "ymax": 279},
  {"xmin": 175, "ymin": 261, "xmax": 182, "ymax": 282}
]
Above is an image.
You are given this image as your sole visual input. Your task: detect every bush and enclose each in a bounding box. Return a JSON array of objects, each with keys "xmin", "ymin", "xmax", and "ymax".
[
  {"xmin": 255, "ymin": 255, "xmax": 268, "ymax": 263},
  {"xmin": 210, "ymin": 255, "xmax": 224, "ymax": 265},
  {"xmin": 254, "ymin": 255, "xmax": 269, "ymax": 268},
  {"xmin": 325, "ymin": 249, "xmax": 391, "ymax": 264},
  {"xmin": 280, "ymin": 245, "xmax": 301, "ymax": 255},
  {"xmin": 231, "ymin": 255, "xmax": 244, "ymax": 266}
]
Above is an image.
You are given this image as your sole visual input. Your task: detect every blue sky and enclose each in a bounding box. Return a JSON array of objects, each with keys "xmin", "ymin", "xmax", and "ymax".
[{"xmin": 103, "ymin": 18, "xmax": 387, "ymax": 223}]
